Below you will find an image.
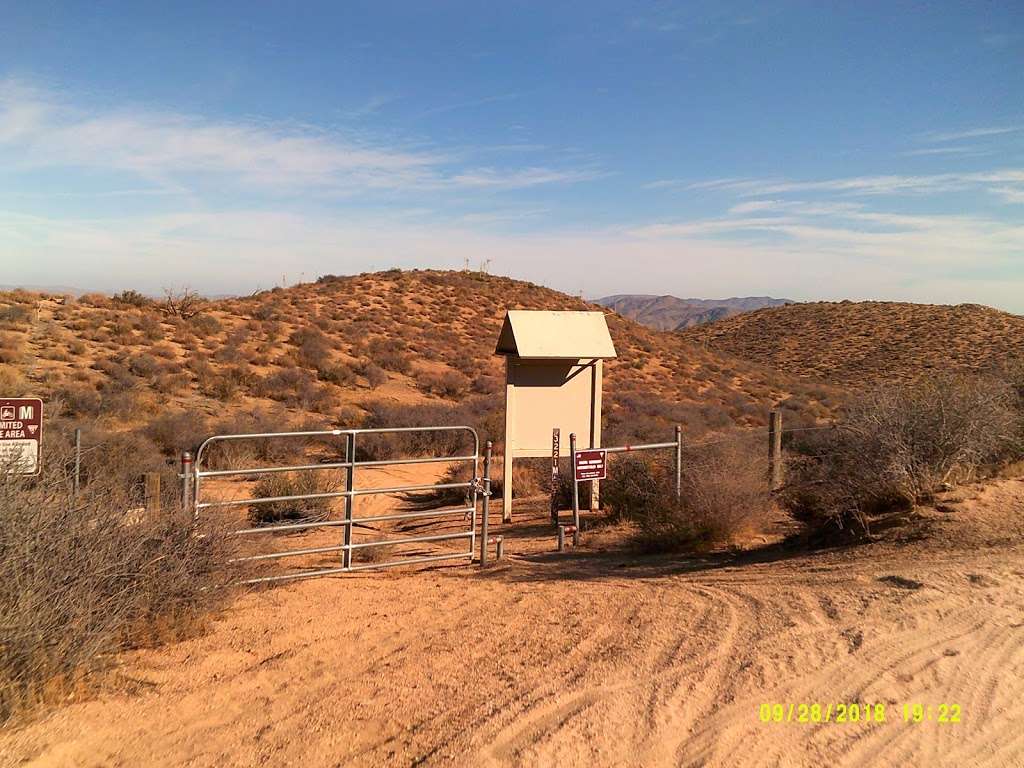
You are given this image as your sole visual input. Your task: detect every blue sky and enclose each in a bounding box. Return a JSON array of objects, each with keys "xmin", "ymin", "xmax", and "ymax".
[{"xmin": 1, "ymin": 1, "xmax": 1022, "ymax": 309}]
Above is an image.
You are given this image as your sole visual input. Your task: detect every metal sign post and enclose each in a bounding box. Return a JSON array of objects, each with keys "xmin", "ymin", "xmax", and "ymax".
[{"xmin": 0, "ymin": 397, "xmax": 43, "ymax": 475}]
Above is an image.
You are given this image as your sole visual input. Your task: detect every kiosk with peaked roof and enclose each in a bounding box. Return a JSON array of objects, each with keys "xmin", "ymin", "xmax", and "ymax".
[{"xmin": 494, "ymin": 310, "xmax": 617, "ymax": 521}]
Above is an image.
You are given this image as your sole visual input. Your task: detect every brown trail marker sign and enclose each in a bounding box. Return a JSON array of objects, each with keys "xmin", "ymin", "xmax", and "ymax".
[
  {"xmin": 0, "ymin": 397, "xmax": 43, "ymax": 475},
  {"xmin": 495, "ymin": 310, "xmax": 617, "ymax": 521},
  {"xmin": 574, "ymin": 449, "xmax": 607, "ymax": 481}
]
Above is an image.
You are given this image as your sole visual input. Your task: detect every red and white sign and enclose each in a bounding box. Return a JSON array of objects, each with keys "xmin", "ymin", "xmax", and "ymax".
[
  {"xmin": 574, "ymin": 449, "xmax": 607, "ymax": 481},
  {"xmin": 0, "ymin": 397, "xmax": 42, "ymax": 475}
]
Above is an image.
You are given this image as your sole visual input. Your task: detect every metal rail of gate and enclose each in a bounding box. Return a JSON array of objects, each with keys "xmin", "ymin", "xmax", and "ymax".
[{"xmin": 192, "ymin": 426, "xmax": 481, "ymax": 584}]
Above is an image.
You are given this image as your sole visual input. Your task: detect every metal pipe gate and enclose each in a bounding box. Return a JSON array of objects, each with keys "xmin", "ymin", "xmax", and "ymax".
[
  {"xmin": 565, "ymin": 427, "xmax": 684, "ymax": 543},
  {"xmin": 192, "ymin": 426, "xmax": 482, "ymax": 584}
]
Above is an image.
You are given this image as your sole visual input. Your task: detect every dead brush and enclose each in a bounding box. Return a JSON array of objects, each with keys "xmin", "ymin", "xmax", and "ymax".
[
  {"xmin": 601, "ymin": 441, "xmax": 771, "ymax": 552},
  {"xmin": 782, "ymin": 373, "xmax": 1024, "ymax": 541},
  {"xmin": 247, "ymin": 470, "xmax": 343, "ymax": 525},
  {"xmin": 0, "ymin": 448, "xmax": 238, "ymax": 724}
]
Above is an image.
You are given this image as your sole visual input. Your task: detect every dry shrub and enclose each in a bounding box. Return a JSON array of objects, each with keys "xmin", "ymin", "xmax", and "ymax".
[
  {"xmin": 471, "ymin": 374, "xmax": 501, "ymax": 395},
  {"xmin": 196, "ymin": 410, "xmax": 332, "ymax": 471},
  {"xmin": 0, "ymin": 332, "xmax": 25, "ymax": 364},
  {"xmin": 128, "ymin": 352, "xmax": 161, "ymax": 378},
  {"xmin": 0, "ymin": 367, "xmax": 30, "ymax": 397},
  {"xmin": 0, "ymin": 303, "xmax": 33, "ymax": 329},
  {"xmin": 289, "ymin": 326, "xmax": 334, "ymax": 370},
  {"xmin": 213, "ymin": 343, "xmax": 246, "ymax": 364},
  {"xmin": 361, "ymin": 361, "xmax": 388, "ymax": 389},
  {"xmin": 356, "ymin": 399, "xmax": 499, "ymax": 460},
  {"xmin": 602, "ymin": 444, "xmax": 771, "ymax": 552},
  {"xmin": 367, "ymin": 337, "xmax": 411, "ymax": 374},
  {"xmin": 137, "ymin": 314, "xmax": 163, "ymax": 342},
  {"xmin": 111, "ymin": 289, "xmax": 152, "ymax": 309},
  {"xmin": 53, "ymin": 385, "xmax": 102, "ymax": 417},
  {"xmin": 783, "ymin": 374, "xmax": 1023, "ymax": 540},
  {"xmin": 429, "ymin": 451, "xmax": 547, "ymax": 507},
  {"xmin": 154, "ymin": 371, "xmax": 192, "ymax": 394},
  {"xmin": 144, "ymin": 410, "xmax": 209, "ymax": 456},
  {"xmin": 415, "ymin": 369, "xmax": 470, "ymax": 399},
  {"xmin": 0, "ymin": 449, "xmax": 236, "ymax": 722},
  {"xmin": 188, "ymin": 314, "xmax": 222, "ymax": 338},
  {"xmin": 151, "ymin": 342, "xmax": 177, "ymax": 360},
  {"xmin": 202, "ymin": 365, "xmax": 254, "ymax": 401},
  {"xmin": 317, "ymin": 362, "xmax": 356, "ymax": 387},
  {"xmin": 248, "ymin": 471, "xmax": 342, "ymax": 525},
  {"xmin": 254, "ymin": 368, "xmax": 338, "ymax": 412}
]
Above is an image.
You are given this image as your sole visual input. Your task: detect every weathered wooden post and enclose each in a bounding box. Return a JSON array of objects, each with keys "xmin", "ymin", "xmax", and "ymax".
[
  {"xmin": 144, "ymin": 472, "xmax": 161, "ymax": 513},
  {"xmin": 768, "ymin": 410, "xmax": 783, "ymax": 490}
]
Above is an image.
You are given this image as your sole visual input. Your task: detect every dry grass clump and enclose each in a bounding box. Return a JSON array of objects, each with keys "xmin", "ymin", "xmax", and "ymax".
[
  {"xmin": 601, "ymin": 443, "xmax": 771, "ymax": 552},
  {"xmin": 0, "ymin": 445, "xmax": 236, "ymax": 723},
  {"xmin": 783, "ymin": 374, "xmax": 1024, "ymax": 540}
]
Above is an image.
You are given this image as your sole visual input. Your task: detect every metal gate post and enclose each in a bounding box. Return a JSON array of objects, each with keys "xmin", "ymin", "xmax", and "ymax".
[
  {"xmin": 570, "ymin": 433, "xmax": 580, "ymax": 540},
  {"xmin": 480, "ymin": 440, "xmax": 492, "ymax": 566},
  {"xmin": 675, "ymin": 424, "xmax": 682, "ymax": 503},
  {"xmin": 181, "ymin": 451, "xmax": 193, "ymax": 519},
  {"xmin": 343, "ymin": 432, "xmax": 356, "ymax": 569},
  {"xmin": 768, "ymin": 410, "xmax": 783, "ymax": 491}
]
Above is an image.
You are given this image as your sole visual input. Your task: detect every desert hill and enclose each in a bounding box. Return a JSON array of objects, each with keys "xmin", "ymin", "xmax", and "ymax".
[
  {"xmin": 0, "ymin": 271, "xmax": 837, "ymax": 452},
  {"xmin": 596, "ymin": 294, "xmax": 791, "ymax": 331},
  {"xmin": 679, "ymin": 300, "xmax": 1024, "ymax": 387}
]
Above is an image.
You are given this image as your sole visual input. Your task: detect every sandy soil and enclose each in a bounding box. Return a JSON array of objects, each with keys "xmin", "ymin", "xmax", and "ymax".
[{"xmin": 4, "ymin": 474, "xmax": 1023, "ymax": 767}]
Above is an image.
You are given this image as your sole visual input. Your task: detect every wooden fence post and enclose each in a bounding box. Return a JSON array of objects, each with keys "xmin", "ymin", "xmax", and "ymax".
[
  {"xmin": 768, "ymin": 410, "xmax": 783, "ymax": 491},
  {"xmin": 144, "ymin": 472, "xmax": 161, "ymax": 513}
]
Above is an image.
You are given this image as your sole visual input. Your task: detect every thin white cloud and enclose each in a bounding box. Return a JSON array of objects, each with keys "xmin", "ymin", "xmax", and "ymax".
[
  {"xmin": 0, "ymin": 79, "xmax": 596, "ymax": 195},
  {"xmin": 993, "ymin": 186, "xmax": 1024, "ymax": 204},
  {"xmin": 680, "ymin": 170, "xmax": 1024, "ymax": 197},
  {"xmin": 449, "ymin": 166, "xmax": 604, "ymax": 189},
  {"xmin": 902, "ymin": 145, "xmax": 992, "ymax": 157},
  {"xmin": 918, "ymin": 125, "xmax": 1023, "ymax": 143}
]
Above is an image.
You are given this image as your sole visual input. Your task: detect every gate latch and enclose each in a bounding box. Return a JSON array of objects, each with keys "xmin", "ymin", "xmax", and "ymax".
[{"xmin": 469, "ymin": 477, "xmax": 492, "ymax": 497}]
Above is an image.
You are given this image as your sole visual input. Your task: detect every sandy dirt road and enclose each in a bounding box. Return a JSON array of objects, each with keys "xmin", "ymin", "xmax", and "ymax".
[{"xmin": 4, "ymin": 476, "xmax": 1023, "ymax": 767}]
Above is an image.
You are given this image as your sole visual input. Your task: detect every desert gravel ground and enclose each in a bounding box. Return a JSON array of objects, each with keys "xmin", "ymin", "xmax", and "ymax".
[{"xmin": 3, "ymin": 474, "xmax": 1023, "ymax": 768}]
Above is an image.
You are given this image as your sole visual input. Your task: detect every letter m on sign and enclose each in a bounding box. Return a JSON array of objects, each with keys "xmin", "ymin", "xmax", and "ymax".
[{"xmin": 18, "ymin": 405, "xmax": 34, "ymax": 419}]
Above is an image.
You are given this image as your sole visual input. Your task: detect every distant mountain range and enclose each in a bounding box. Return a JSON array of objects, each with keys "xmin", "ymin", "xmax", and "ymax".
[{"xmin": 595, "ymin": 294, "xmax": 793, "ymax": 331}]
